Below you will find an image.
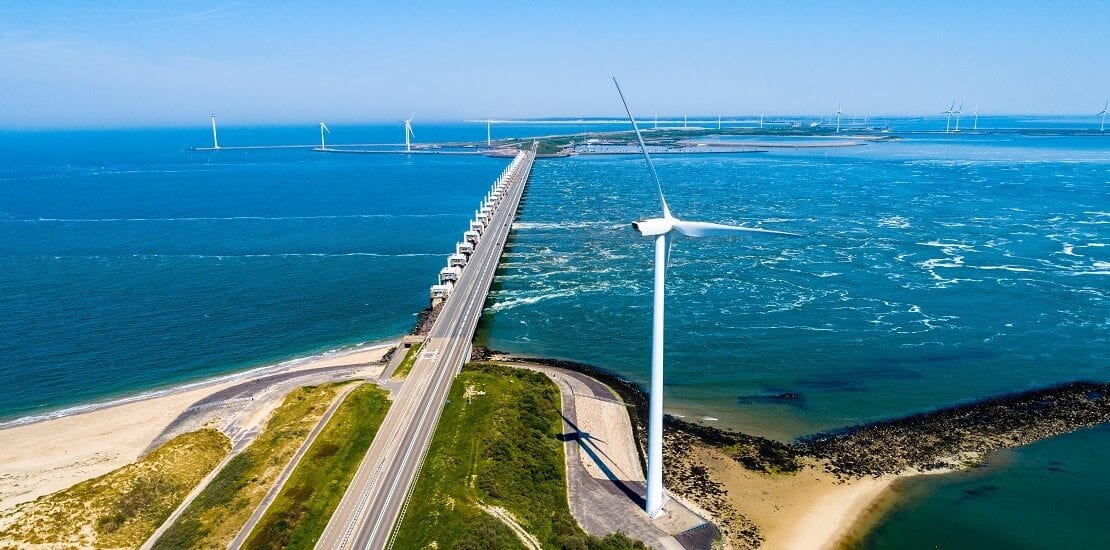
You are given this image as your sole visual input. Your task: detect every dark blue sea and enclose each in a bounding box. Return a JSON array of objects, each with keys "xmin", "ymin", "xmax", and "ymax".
[{"xmin": 1, "ymin": 118, "xmax": 1107, "ymax": 547}]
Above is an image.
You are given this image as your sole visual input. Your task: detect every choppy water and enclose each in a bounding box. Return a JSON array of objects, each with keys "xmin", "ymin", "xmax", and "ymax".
[{"xmin": 484, "ymin": 134, "xmax": 1109, "ymax": 438}]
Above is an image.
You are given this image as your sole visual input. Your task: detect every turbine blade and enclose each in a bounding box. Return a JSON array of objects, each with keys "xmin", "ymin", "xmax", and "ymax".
[
  {"xmin": 612, "ymin": 77, "xmax": 672, "ymax": 219},
  {"xmin": 672, "ymin": 220, "xmax": 801, "ymax": 238}
]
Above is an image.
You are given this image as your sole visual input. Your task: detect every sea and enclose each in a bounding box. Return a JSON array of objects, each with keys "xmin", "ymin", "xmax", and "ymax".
[{"xmin": 1, "ymin": 117, "xmax": 1107, "ymax": 547}]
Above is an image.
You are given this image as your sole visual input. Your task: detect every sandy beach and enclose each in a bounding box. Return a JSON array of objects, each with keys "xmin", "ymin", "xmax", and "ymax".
[
  {"xmin": 0, "ymin": 343, "xmax": 392, "ymax": 512},
  {"xmin": 685, "ymin": 440, "xmax": 900, "ymax": 549}
]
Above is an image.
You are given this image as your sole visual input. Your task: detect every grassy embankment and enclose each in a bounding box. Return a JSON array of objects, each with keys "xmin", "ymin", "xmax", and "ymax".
[
  {"xmin": 391, "ymin": 341, "xmax": 424, "ymax": 380},
  {"xmin": 152, "ymin": 383, "xmax": 347, "ymax": 548},
  {"xmin": 391, "ymin": 362, "xmax": 644, "ymax": 550},
  {"xmin": 0, "ymin": 429, "xmax": 229, "ymax": 548},
  {"xmin": 241, "ymin": 384, "xmax": 391, "ymax": 548}
]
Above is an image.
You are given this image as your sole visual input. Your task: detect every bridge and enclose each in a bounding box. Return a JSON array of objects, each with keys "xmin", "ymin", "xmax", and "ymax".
[{"xmin": 316, "ymin": 144, "xmax": 536, "ymax": 550}]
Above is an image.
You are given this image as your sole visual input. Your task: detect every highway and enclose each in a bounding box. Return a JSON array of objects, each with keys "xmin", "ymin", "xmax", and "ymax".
[{"xmin": 315, "ymin": 145, "xmax": 536, "ymax": 550}]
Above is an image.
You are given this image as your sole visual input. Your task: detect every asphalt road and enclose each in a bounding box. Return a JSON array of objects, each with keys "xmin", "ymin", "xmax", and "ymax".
[{"xmin": 315, "ymin": 147, "xmax": 536, "ymax": 550}]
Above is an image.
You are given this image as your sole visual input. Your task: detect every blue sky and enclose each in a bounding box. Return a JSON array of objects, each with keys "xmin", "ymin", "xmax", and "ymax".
[{"xmin": 2, "ymin": 1, "xmax": 1108, "ymax": 128}]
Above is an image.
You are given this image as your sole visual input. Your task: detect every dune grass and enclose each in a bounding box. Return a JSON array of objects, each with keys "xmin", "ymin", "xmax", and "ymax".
[
  {"xmin": 391, "ymin": 362, "xmax": 645, "ymax": 550},
  {"xmin": 242, "ymin": 383, "xmax": 391, "ymax": 549},
  {"xmin": 0, "ymin": 429, "xmax": 229, "ymax": 548},
  {"xmin": 152, "ymin": 383, "xmax": 345, "ymax": 549}
]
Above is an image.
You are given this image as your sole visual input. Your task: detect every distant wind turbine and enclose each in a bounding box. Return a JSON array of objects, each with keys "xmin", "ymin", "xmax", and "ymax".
[
  {"xmin": 973, "ymin": 103, "xmax": 979, "ymax": 131},
  {"xmin": 612, "ymin": 77, "xmax": 800, "ymax": 518},
  {"xmin": 487, "ymin": 117, "xmax": 492, "ymax": 146},
  {"xmin": 318, "ymin": 122, "xmax": 330, "ymax": 150},
  {"xmin": 683, "ymin": 114, "xmax": 688, "ymax": 129},
  {"xmin": 403, "ymin": 114, "xmax": 415, "ymax": 152},
  {"xmin": 759, "ymin": 113, "xmax": 764, "ymax": 129},
  {"xmin": 953, "ymin": 102, "xmax": 964, "ymax": 132},
  {"xmin": 654, "ymin": 113, "xmax": 658, "ymax": 129},
  {"xmin": 943, "ymin": 100, "xmax": 956, "ymax": 133},
  {"xmin": 718, "ymin": 114, "xmax": 722, "ymax": 131},
  {"xmin": 835, "ymin": 102, "xmax": 843, "ymax": 133},
  {"xmin": 210, "ymin": 115, "xmax": 220, "ymax": 149},
  {"xmin": 1098, "ymin": 100, "xmax": 1108, "ymax": 132}
]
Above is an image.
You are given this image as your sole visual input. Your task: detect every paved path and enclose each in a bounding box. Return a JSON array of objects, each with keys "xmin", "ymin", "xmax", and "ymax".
[
  {"xmin": 228, "ymin": 381, "xmax": 361, "ymax": 548},
  {"xmin": 316, "ymin": 147, "xmax": 536, "ymax": 550},
  {"xmin": 514, "ymin": 365, "xmax": 683, "ymax": 549},
  {"xmin": 512, "ymin": 364, "xmax": 718, "ymax": 550}
]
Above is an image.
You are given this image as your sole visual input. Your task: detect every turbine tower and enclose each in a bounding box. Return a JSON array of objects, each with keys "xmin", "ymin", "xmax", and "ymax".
[
  {"xmin": 973, "ymin": 103, "xmax": 980, "ymax": 131},
  {"xmin": 612, "ymin": 77, "xmax": 799, "ymax": 518},
  {"xmin": 1098, "ymin": 100, "xmax": 1108, "ymax": 132},
  {"xmin": 403, "ymin": 114, "xmax": 415, "ymax": 152},
  {"xmin": 318, "ymin": 122, "xmax": 331, "ymax": 150},
  {"xmin": 487, "ymin": 117, "xmax": 492, "ymax": 146},
  {"xmin": 943, "ymin": 100, "xmax": 956, "ymax": 133},
  {"xmin": 835, "ymin": 102, "xmax": 843, "ymax": 133},
  {"xmin": 208, "ymin": 113, "xmax": 219, "ymax": 150},
  {"xmin": 953, "ymin": 102, "xmax": 964, "ymax": 132},
  {"xmin": 718, "ymin": 114, "xmax": 722, "ymax": 131}
]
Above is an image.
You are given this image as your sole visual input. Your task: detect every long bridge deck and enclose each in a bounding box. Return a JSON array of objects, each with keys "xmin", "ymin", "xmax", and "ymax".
[{"xmin": 316, "ymin": 145, "xmax": 536, "ymax": 550}]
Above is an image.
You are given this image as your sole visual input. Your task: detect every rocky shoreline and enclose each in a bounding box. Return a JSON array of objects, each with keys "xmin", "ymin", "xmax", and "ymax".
[{"xmin": 489, "ymin": 352, "xmax": 1110, "ymax": 549}]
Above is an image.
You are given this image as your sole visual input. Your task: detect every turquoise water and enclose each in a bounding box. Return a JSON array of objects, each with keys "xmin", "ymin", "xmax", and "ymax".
[
  {"xmin": 1, "ymin": 120, "xmax": 1107, "ymax": 545},
  {"xmin": 0, "ymin": 125, "xmax": 512, "ymax": 421},
  {"xmin": 484, "ymin": 134, "xmax": 1108, "ymax": 439},
  {"xmin": 858, "ymin": 424, "xmax": 1110, "ymax": 549}
]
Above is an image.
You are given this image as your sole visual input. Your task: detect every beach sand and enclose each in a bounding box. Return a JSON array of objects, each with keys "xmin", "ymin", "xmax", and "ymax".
[
  {"xmin": 683, "ymin": 440, "xmax": 944, "ymax": 550},
  {"xmin": 0, "ymin": 343, "xmax": 392, "ymax": 512}
]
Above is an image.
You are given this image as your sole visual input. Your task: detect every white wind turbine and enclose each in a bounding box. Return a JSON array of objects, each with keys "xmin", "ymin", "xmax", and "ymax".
[
  {"xmin": 487, "ymin": 117, "xmax": 492, "ymax": 146},
  {"xmin": 1098, "ymin": 100, "xmax": 1108, "ymax": 132},
  {"xmin": 319, "ymin": 122, "xmax": 330, "ymax": 150},
  {"xmin": 210, "ymin": 114, "xmax": 220, "ymax": 149},
  {"xmin": 973, "ymin": 103, "xmax": 980, "ymax": 131},
  {"xmin": 835, "ymin": 102, "xmax": 843, "ymax": 133},
  {"xmin": 402, "ymin": 114, "xmax": 415, "ymax": 152},
  {"xmin": 953, "ymin": 101, "xmax": 964, "ymax": 132},
  {"xmin": 943, "ymin": 100, "xmax": 956, "ymax": 133},
  {"xmin": 612, "ymin": 77, "xmax": 800, "ymax": 518}
]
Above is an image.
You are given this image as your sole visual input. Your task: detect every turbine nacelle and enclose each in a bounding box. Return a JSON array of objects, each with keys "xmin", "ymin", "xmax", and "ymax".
[{"xmin": 632, "ymin": 217, "xmax": 672, "ymax": 237}]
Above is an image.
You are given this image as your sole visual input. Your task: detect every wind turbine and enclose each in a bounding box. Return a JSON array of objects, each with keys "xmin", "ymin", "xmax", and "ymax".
[
  {"xmin": 487, "ymin": 117, "xmax": 492, "ymax": 146},
  {"xmin": 835, "ymin": 102, "xmax": 843, "ymax": 133},
  {"xmin": 953, "ymin": 102, "xmax": 964, "ymax": 132},
  {"xmin": 1098, "ymin": 100, "xmax": 1108, "ymax": 132},
  {"xmin": 943, "ymin": 100, "xmax": 956, "ymax": 133},
  {"xmin": 759, "ymin": 113, "xmax": 764, "ymax": 129},
  {"xmin": 973, "ymin": 103, "xmax": 980, "ymax": 131},
  {"xmin": 612, "ymin": 77, "xmax": 799, "ymax": 518},
  {"xmin": 208, "ymin": 113, "xmax": 219, "ymax": 150},
  {"xmin": 718, "ymin": 114, "xmax": 722, "ymax": 131},
  {"xmin": 683, "ymin": 114, "xmax": 688, "ymax": 129},
  {"xmin": 319, "ymin": 122, "xmax": 330, "ymax": 150},
  {"xmin": 402, "ymin": 114, "xmax": 415, "ymax": 152}
]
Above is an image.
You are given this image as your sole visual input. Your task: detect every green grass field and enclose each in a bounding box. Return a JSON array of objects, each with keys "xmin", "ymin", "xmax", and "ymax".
[
  {"xmin": 0, "ymin": 429, "xmax": 229, "ymax": 548},
  {"xmin": 392, "ymin": 342, "xmax": 424, "ymax": 379},
  {"xmin": 242, "ymin": 384, "xmax": 391, "ymax": 548},
  {"xmin": 152, "ymin": 383, "xmax": 346, "ymax": 549},
  {"xmin": 391, "ymin": 362, "xmax": 644, "ymax": 550}
]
